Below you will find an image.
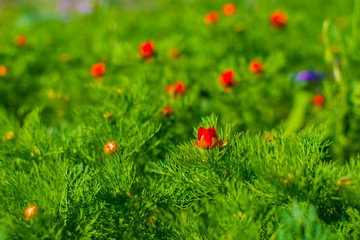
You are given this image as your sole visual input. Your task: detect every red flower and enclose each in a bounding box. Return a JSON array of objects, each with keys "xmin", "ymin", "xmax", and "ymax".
[
  {"xmin": 219, "ymin": 69, "xmax": 237, "ymax": 87},
  {"xmin": 165, "ymin": 81, "xmax": 186, "ymax": 97},
  {"xmin": 162, "ymin": 105, "xmax": 173, "ymax": 117},
  {"xmin": 0, "ymin": 65, "xmax": 7, "ymax": 77},
  {"xmin": 249, "ymin": 60, "xmax": 264, "ymax": 76},
  {"xmin": 223, "ymin": 3, "xmax": 237, "ymax": 16},
  {"xmin": 312, "ymin": 94, "xmax": 325, "ymax": 107},
  {"xmin": 269, "ymin": 10, "xmax": 288, "ymax": 29},
  {"xmin": 194, "ymin": 126, "xmax": 226, "ymax": 150},
  {"xmin": 204, "ymin": 11, "xmax": 219, "ymax": 25},
  {"xmin": 91, "ymin": 62, "xmax": 106, "ymax": 78},
  {"xmin": 104, "ymin": 141, "xmax": 118, "ymax": 155},
  {"xmin": 140, "ymin": 41, "xmax": 155, "ymax": 58},
  {"xmin": 15, "ymin": 35, "xmax": 27, "ymax": 47}
]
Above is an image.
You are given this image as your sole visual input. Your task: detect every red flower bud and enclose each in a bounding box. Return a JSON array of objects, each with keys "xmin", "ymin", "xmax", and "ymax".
[
  {"xmin": 223, "ymin": 3, "xmax": 237, "ymax": 16},
  {"xmin": 204, "ymin": 11, "xmax": 219, "ymax": 25},
  {"xmin": 140, "ymin": 41, "xmax": 155, "ymax": 58},
  {"xmin": 0, "ymin": 65, "xmax": 7, "ymax": 77},
  {"xmin": 219, "ymin": 69, "xmax": 237, "ymax": 87},
  {"xmin": 91, "ymin": 62, "xmax": 106, "ymax": 77},
  {"xmin": 15, "ymin": 35, "xmax": 27, "ymax": 47},
  {"xmin": 249, "ymin": 60, "xmax": 264, "ymax": 76},
  {"xmin": 194, "ymin": 126, "xmax": 226, "ymax": 150},
  {"xmin": 165, "ymin": 81, "xmax": 186, "ymax": 97},
  {"xmin": 162, "ymin": 105, "xmax": 173, "ymax": 117},
  {"xmin": 312, "ymin": 94, "xmax": 325, "ymax": 107},
  {"xmin": 269, "ymin": 10, "xmax": 288, "ymax": 29}
]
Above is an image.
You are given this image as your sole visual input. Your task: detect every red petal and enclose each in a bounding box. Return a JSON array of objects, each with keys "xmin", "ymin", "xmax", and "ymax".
[
  {"xmin": 202, "ymin": 129, "xmax": 212, "ymax": 146},
  {"xmin": 207, "ymin": 126, "xmax": 218, "ymax": 140},
  {"xmin": 198, "ymin": 127, "xmax": 206, "ymax": 141}
]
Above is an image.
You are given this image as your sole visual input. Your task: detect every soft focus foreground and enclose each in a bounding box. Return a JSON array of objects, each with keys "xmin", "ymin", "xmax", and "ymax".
[{"xmin": 1, "ymin": 0, "xmax": 360, "ymax": 239}]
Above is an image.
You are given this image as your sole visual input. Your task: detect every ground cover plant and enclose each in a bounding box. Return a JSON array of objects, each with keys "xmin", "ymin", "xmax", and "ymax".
[{"xmin": 1, "ymin": 0, "xmax": 360, "ymax": 239}]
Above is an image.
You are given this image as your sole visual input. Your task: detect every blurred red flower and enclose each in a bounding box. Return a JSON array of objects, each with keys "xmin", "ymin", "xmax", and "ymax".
[
  {"xmin": 194, "ymin": 126, "xmax": 226, "ymax": 150},
  {"xmin": 165, "ymin": 81, "xmax": 186, "ymax": 97},
  {"xmin": 249, "ymin": 60, "xmax": 264, "ymax": 76},
  {"xmin": 162, "ymin": 105, "xmax": 173, "ymax": 117},
  {"xmin": 269, "ymin": 10, "xmax": 287, "ymax": 29},
  {"xmin": 223, "ymin": 3, "xmax": 237, "ymax": 16},
  {"xmin": 0, "ymin": 65, "xmax": 7, "ymax": 77},
  {"xmin": 15, "ymin": 35, "xmax": 27, "ymax": 47},
  {"xmin": 219, "ymin": 69, "xmax": 238, "ymax": 91},
  {"xmin": 140, "ymin": 41, "xmax": 155, "ymax": 58},
  {"xmin": 312, "ymin": 94, "xmax": 325, "ymax": 107},
  {"xmin": 91, "ymin": 62, "xmax": 106, "ymax": 77},
  {"xmin": 204, "ymin": 11, "xmax": 219, "ymax": 25}
]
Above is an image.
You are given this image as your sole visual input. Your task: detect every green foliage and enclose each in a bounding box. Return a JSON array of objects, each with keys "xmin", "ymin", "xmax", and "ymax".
[{"xmin": 1, "ymin": 0, "xmax": 360, "ymax": 239}]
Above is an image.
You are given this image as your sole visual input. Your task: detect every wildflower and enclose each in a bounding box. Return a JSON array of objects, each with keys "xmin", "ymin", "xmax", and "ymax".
[
  {"xmin": 0, "ymin": 65, "xmax": 7, "ymax": 77},
  {"xmin": 104, "ymin": 141, "xmax": 118, "ymax": 155},
  {"xmin": 24, "ymin": 205, "xmax": 39, "ymax": 220},
  {"xmin": 249, "ymin": 60, "xmax": 264, "ymax": 76},
  {"xmin": 116, "ymin": 89, "xmax": 123, "ymax": 95},
  {"xmin": 103, "ymin": 111, "xmax": 112, "ymax": 119},
  {"xmin": 223, "ymin": 3, "xmax": 236, "ymax": 16},
  {"xmin": 312, "ymin": 94, "xmax": 326, "ymax": 107},
  {"xmin": 269, "ymin": 10, "xmax": 287, "ymax": 29},
  {"xmin": 263, "ymin": 132, "xmax": 274, "ymax": 142},
  {"xmin": 194, "ymin": 126, "xmax": 226, "ymax": 150},
  {"xmin": 31, "ymin": 147, "xmax": 41, "ymax": 157},
  {"xmin": 165, "ymin": 81, "xmax": 186, "ymax": 97},
  {"xmin": 204, "ymin": 11, "xmax": 219, "ymax": 25},
  {"xmin": 169, "ymin": 48, "xmax": 180, "ymax": 59},
  {"xmin": 91, "ymin": 62, "xmax": 106, "ymax": 78},
  {"xmin": 219, "ymin": 69, "xmax": 237, "ymax": 92},
  {"xmin": 162, "ymin": 106, "xmax": 173, "ymax": 117},
  {"xmin": 293, "ymin": 70, "xmax": 325, "ymax": 82},
  {"xmin": 337, "ymin": 177, "xmax": 352, "ymax": 189},
  {"xmin": 2, "ymin": 131, "xmax": 14, "ymax": 142},
  {"xmin": 15, "ymin": 35, "xmax": 27, "ymax": 47},
  {"xmin": 140, "ymin": 41, "xmax": 155, "ymax": 58},
  {"xmin": 57, "ymin": 0, "xmax": 93, "ymax": 15}
]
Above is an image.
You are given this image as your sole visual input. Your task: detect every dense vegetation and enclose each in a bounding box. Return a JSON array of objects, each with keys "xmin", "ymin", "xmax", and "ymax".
[{"xmin": 1, "ymin": 0, "xmax": 360, "ymax": 239}]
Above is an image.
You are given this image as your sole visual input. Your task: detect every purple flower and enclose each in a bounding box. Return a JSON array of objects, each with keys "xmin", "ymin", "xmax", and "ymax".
[
  {"xmin": 293, "ymin": 70, "xmax": 325, "ymax": 82},
  {"xmin": 57, "ymin": 0, "xmax": 72, "ymax": 14},
  {"xmin": 75, "ymin": 1, "xmax": 92, "ymax": 14},
  {"xmin": 57, "ymin": 0, "xmax": 94, "ymax": 15}
]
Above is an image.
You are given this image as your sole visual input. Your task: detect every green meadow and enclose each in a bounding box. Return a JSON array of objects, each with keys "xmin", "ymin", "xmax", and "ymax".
[{"xmin": 1, "ymin": 0, "xmax": 360, "ymax": 239}]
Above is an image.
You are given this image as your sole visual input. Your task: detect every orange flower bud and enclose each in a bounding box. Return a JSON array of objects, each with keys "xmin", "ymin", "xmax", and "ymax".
[
  {"xmin": 24, "ymin": 205, "xmax": 39, "ymax": 220},
  {"xmin": 249, "ymin": 60, "xmax": 265, "ymax": 76},
  {"xmin": 204, "ymin": 11, "xmax": 219, "ymax": 25},
  {"xmin": 15, "ymin": 35, "xmax": 27, "ymax": 47},
  {"xmin": 223, "ymin": 3, "xmax": 236, "ymax": 16},
  {"xmin": 104, "ymin": 141, "xmax": 118, "ymax": 155},
  {"xmin": 269, "ymin": 10, "xmax": 287, "ymax": 29},
  {"xmin": 0, "ymin": 65, "xmax": 7, "ymax": 77}
]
